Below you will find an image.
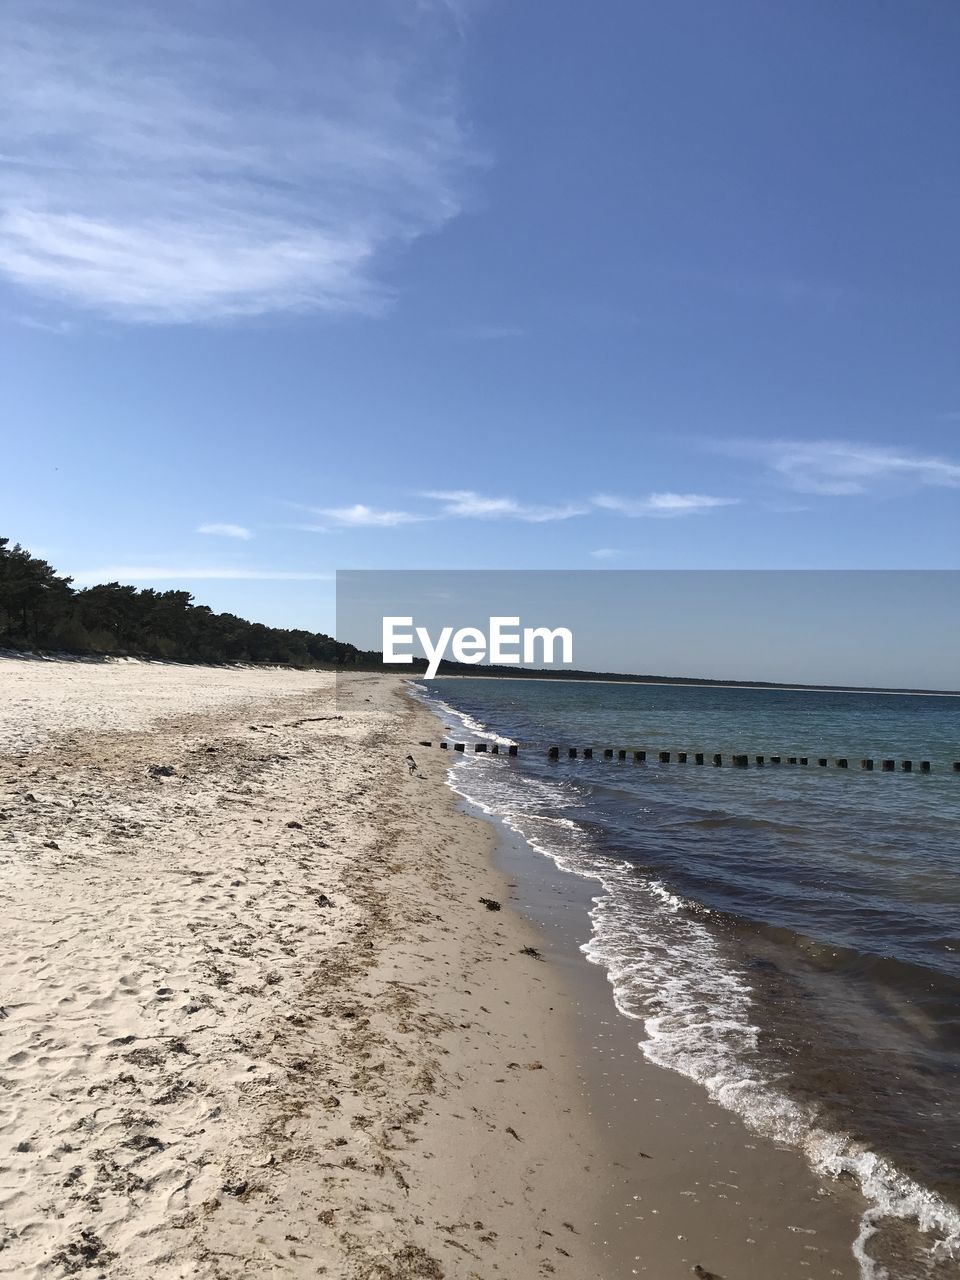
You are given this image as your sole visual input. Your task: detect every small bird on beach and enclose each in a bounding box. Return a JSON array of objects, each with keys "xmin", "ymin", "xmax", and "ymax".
[{"xmin": 406, "ymin": 754, "xmax": 418, "ymax": 774}]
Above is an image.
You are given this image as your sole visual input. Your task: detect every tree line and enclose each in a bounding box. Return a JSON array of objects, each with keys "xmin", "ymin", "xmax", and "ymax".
[{"xmin": 0, "ymin": 538, "xmax": 367, "ymax": 667}]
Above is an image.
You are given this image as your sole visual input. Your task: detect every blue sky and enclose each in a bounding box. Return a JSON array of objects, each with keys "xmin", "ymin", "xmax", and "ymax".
[{"xmin": 2, "ymin": 0, "xmax": 959, "ymax": 638}]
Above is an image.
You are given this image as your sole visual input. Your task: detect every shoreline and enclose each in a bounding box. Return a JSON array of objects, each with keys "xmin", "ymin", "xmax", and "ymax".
[
  {"xmin": 443, "ymin": 749, "xmax": 871, "ymax": 1279},
  {"xmin": 1, "ymin": 655, "xmax": 944, "ymax": 1278},
  {"xmin": 425, "ymin": 679, "xmax": 960, "ymax": 1279}
]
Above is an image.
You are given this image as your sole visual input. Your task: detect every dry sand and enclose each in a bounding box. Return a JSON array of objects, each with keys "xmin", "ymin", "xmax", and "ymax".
[
  {"xmin": 0, "ymin": 659, "xmax": 606, "ymax": 1278},
  {"xmin": 0, "ymin": 657, "xmax": 871, "ymax": 1280}
]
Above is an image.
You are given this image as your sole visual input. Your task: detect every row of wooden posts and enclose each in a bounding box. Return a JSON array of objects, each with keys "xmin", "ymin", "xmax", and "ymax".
[{"xmin": 421, "ymin": 741, "xmax": 960, "ymax": 773}]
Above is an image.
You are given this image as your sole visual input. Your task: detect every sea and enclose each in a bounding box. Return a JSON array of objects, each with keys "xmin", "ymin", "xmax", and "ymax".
[{"xmin": 410, "ymin": 676, "xmax": 960, "ymax": 1280}]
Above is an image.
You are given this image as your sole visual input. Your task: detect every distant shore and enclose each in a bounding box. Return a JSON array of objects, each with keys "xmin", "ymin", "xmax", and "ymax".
[{"xmin": 425, "ymin": 671, "xmax": 960, "ymax": 697}]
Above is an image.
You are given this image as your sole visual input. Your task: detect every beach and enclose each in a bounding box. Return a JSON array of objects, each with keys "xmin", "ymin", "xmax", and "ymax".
[
  {"xmin": 1, "ymin": 659, "xmax": 611, "ymax": 1278},
  {"xmin": 0, "ymin": 657, "xmax": 893, "ymax": 1278}
]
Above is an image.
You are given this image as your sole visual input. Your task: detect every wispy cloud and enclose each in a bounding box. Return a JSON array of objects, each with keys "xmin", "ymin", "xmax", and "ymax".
[
  {"xmin": 590, "ymin": 548, "xmax": 624, "ymax": 560},
  {"xmin": 291, "ymin": 487, "xmax": 737, "ymax": 529},
  {"xmin": 761, "ymin": 500, "xmax": 813, "ymax": 514},
  {"xmin": 594, "ymin": 492, "xmax": 740, "ymax": 517},
  {"xmin": 71, "ymin": 566, "xmax": 332, "ymax": 584},
  {"xmin": 423, "ymin": 489, "xmax": 587, "ymax": 522},
  {"xmin": 0, "ymin": 1, "xmax": 474, "ymax": 323},
  {"xmin": 314, "ymin": 504, "xmax": 426, "ymax": 528},
  {"xmin": 197, "ymin": 522, "xmax": 252, "ymax": 540},
  {"xmin": 728, "ymin": 439, "xmax": 960, "ymax": 495},
  {"xmin": 13, "ymin": 314, "xmax": 75, "ymax": 335}
]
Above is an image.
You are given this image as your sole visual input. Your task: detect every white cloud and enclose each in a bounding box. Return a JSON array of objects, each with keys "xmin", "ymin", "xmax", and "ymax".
[
  {"xmin": 293, "ymin": 487, "xmax": 736, "ymax": 528},
  {"xmin": 290, "ymin": 486, "xmax": 735, "ymax": 531},
  {"xmin": 71, "ymin": 566, "xmax": 332, "ymax": 584},
  {"xmin": 590, "ymin": 548, "xmax": 623, "ymax": 560},
  {"xmin": 594, "ymin": 492, "xmax": 739, "ymax": 517},
  {"xmin": 424, "ymin": 489, "xmax": 587, "ymax": 522},
  {"xmin": 197, "ymin": 523, "xmax": 252, "ymax": 540},
  {"xmin": 730, "ymin": 439, "xmax": 960, "ymax": 495},
  {"xmin": 315, "ymin": 504, "xmax": 425, "ymax": 528},
  {"xmin": 0, "ymin": 1, "xmax": 474, "ymax": 323}
]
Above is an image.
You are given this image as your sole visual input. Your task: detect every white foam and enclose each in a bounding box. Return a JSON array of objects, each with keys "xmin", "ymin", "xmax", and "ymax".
[
  {"xmin": 578, "ymin": 876, "xmax": 960, "ymax": 1279},
  {"xmin": 408, "ymin": 683, "xmax": 516, "ymax": 746}
]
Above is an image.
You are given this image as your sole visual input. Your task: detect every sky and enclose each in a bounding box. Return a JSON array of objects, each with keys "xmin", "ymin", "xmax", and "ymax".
[{"xmin": 2, "ymin": 0, "xmax": 959, "ymax": 665}]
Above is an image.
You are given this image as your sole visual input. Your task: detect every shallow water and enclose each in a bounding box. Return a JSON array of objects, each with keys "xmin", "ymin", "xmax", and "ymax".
[{"xmin": 412, "ymin": 677, "xmax": 960, "ymax": 1279}]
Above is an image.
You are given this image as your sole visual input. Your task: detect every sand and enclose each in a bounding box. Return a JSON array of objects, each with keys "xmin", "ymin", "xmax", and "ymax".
[{"xmin": 0, "ymin": 659, "xmax": 606, "ymax": 1278}]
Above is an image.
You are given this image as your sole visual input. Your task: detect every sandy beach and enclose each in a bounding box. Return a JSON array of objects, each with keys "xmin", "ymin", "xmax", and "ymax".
[
  {"xmin": 0, "ymin": 658, "xmax": 874, "ymax": 1278},
  {"xmin": 1, "ymin": 659, "xmax": 612, "ymax": 1278}
]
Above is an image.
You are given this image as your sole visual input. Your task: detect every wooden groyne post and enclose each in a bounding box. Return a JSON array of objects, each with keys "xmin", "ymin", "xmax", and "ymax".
[{"xmin": 436, "ymin": 743, "xmax": 951, "ymax": 773}]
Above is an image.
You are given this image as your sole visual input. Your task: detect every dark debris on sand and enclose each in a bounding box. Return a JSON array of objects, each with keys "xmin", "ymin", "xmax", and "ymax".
[{"xmin": 51, "ymin": 1229, "xmax": 118, "ymax": 1273}]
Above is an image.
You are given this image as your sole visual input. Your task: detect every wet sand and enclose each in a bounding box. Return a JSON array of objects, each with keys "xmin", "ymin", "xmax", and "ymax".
[{"xmin": 483, "ymin": 811, "xmax": 867, "ymax": 1277}]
